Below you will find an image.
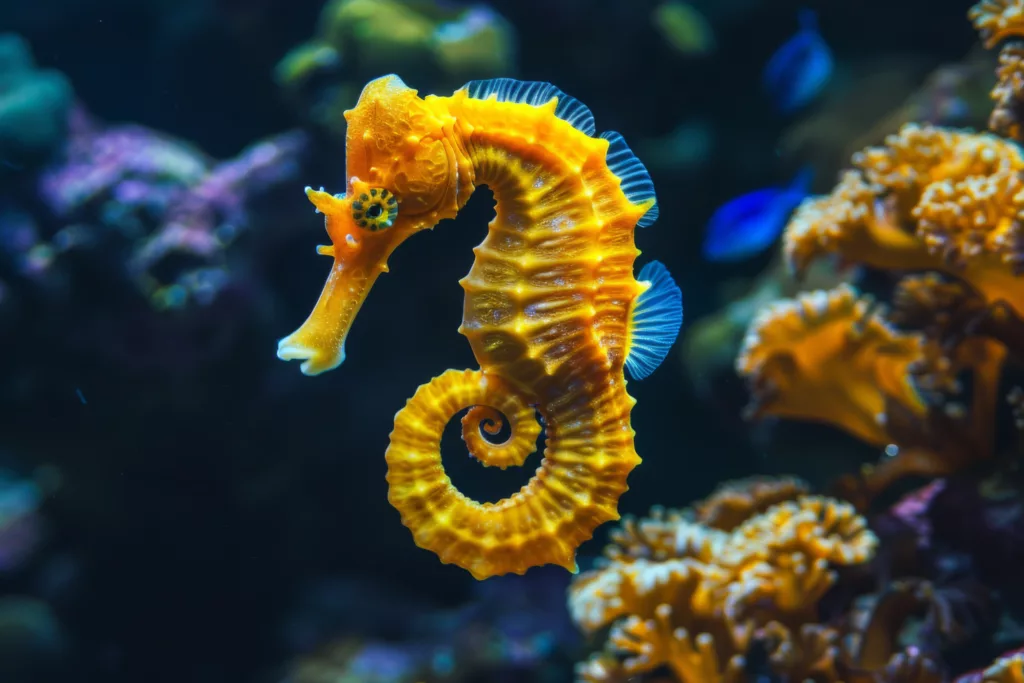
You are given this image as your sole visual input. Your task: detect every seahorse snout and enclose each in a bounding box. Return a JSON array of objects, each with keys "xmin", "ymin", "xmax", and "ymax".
[
  {"xmin": 276, "ymin": 333, "xmax": 346, "ymax": 376},
  {"xmin": 276, "ymin": 254, "xmax": 361, "ymax": 376}
]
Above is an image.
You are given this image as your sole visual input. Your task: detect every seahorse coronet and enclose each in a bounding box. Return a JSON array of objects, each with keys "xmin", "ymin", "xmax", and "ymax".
[{"xmin": 279, "ymin": 75, "xmax": 674, "ymax": 579}]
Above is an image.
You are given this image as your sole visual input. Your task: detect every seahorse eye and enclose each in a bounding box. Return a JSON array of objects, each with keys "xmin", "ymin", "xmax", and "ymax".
[{"xmin": 351, "ymin": 188, "xmax": 398, "ymax": 231}]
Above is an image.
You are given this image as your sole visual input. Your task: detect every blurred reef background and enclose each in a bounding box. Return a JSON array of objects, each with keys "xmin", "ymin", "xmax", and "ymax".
[{"xmin": 5, "ymin": 0, "xmax": 1024, "ymax": 682}]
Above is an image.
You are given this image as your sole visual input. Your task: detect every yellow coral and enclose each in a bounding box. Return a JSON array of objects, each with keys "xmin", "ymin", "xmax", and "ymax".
[
  {"xmin": 852, "ymin": 124, "xmax": 1023, "ymax": 209},
  {"xmin": 724, "ymin": 553, "xmax": 835, "ymax": 625},
  {"xmin": 784, "ymin": 170, "xmax": 936, "ymax": 277},
  {"xmin": 719, "ymin": 497, "xmax": 876, "ymax": 625},
  {"xmin": 761, "ymin": 622, "xmax": 843, "ymax": 683},
  {"xmin": 783, "ymin": 124, "xmax": 1024, "ymax": 318},
  {"xmin": 609, "ymin": 604, "xmax": 748, "ymax": 683},
  {"xmin": 736, "ymin": 277, "xmax": 1004, "ymax": 493},
  {"xmin": 736, "ymin": 283, "xmax": 928, "ymax": 446},
  {"xmin": 569, "ymin": 558, "xmax": 722, "ymax": 634},
  {"xmin": 574, "ymin": 654, "xmax": 634, "ymax": 683},
  {"xmin": 913, "ymin": 168, "xmax": 1024, "ymax": 313},
  {"xmin": 605, "ymin": 507, "xmax": 728, "ymax": 563},
  {"xmin": 727, "ymin": 496, "xmax": 878, "ymax": 566},
  {"xmin": 991, "ymin": 43, "xmax": 1024, "ymax": 140},
  {"xmin": 914, "ymin": 169, "xmax": 1023, "ymax": 264},
  {"xmin": 971, "ymin": 0, "xmax": 1024, "ymax": 47},
  {"xmin": 568, "ymin": 490, "xmax": 877, "ymax": 683},
  {"xmin": 693, "ymin": 476, "xmax": 808, "ymax": 532},
  {"xmin": 984, "ymin": 653, "xmax": 1024, "ymax": 683}
]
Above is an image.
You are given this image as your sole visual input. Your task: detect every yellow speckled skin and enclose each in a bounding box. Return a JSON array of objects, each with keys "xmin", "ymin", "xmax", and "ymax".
[{"xmin": 277, "ymin": 75, "xmax": 655, "ymax": 579}]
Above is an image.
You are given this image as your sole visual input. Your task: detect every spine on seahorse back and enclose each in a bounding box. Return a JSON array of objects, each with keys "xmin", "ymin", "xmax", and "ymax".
[{"xmin": 384, "ymin": 94, "xmax": 645, "ymax": 579}]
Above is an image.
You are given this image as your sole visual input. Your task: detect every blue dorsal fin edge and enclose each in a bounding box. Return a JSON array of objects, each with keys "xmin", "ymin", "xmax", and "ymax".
[
  {"xmin": 462, "ymin": 78, "xmax": 597, "ymax": 137},
  {"xmin": 601, "ymin": 131, "xmax": 659, "ymax": 228},
  {"xmin": 625, "ymin": 261, "xmax": 683, "ymax": 380}
]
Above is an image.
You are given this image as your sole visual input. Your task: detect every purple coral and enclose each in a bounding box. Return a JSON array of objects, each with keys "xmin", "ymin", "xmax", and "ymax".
[{"xmin": 34, "ymin": 105, "xmax": 307, "ymax": 309}]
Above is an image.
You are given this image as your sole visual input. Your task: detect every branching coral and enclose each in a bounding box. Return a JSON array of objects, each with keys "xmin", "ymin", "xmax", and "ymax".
[
  {"xmin": 783, "ymin": 125, "xmax": 1024, "ymax": 317},
  {"xmin": 609, "ymin": 604, "xmax": 748, "ymax": 683},
  {"xmin": 693, "ymin": 475, "xmax": 808, "ymax": 532},
  {"xmin": 568, "ymin": 474, "xmax": 1010, "ymax": 683},
  {"xmin": 971, "ymin": 0, "xmax": 1024, "ymax": 140},
  {"xmin": 604, "ymin": 506, "xmax": 726, "ymax": 563},
  {"xmin": 991, "ymin": 44, "xmax": 1024, "ymax": 140},
  {"xmin": 568, "ymin": 480, "xmax": 878, "ymax": 683},
  {"xmin": 760, "ymin": 621, "xmax": 843, "ymax": 683}
]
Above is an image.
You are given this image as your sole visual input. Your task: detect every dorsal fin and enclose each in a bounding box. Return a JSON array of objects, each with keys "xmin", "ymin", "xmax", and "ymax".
[
  {"xmin": 600, "ymin": 131, "xmax": 659, "ymax": 228},
  {"xmin": 462, "ymin": 78, "xmax": 597, "ymax": 136},
  {"xmin": 625, "ymin": 261, "xmax": 683, "ymax": 380}
]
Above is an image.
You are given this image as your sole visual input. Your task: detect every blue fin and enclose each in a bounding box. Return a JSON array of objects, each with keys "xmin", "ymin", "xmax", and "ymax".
[
  {"xmin": 463, "ymin": 78, "xmax": 597, "ymax": 136},
  {"xmin": 625, "ymin": 261, "xmax": 683, "ymax": 380},
  {"xmin": 601, "ymin": 131, "xmax": 659, "ymax": 227}
]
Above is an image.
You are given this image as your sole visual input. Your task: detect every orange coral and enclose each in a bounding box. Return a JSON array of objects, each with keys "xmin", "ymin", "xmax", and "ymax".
[
  {"xmin": 970, "ymin": 0, "xmax": 1024, "ymax": 48},
  {"xmin": 725, "ymin": 496, "xmax": 877, "ymax": 567},
  {"xmin": 736, "ymin": 283, "xmax": 928, "ymax": 446},
  {"xmin": 740, "ymin": 271, "xmax": 1012, "ymax": 497},
  {"xmin": 604, "ymin": 507, "xmax": 727, "ymax": 563},
  {"xmin": 608, "ymin": 604, "xmax": 749, "ymax": 683},
  {"xmin": 852, "ymin": 125, "xmax": 1022, "ymax": 209},
  {"xmin": 574, "ymin": 655, "xmax": 634, "ymax": 683},
  {"xmin": 785, "ymin": 125, "xmax": 1024, "ymax": 277},
  {"xmin": 784, "ymin": 169, "xmax": 936, "ymax": 277},
  {"xmin": 568, "ymin": 487, "xmax": 877, "ymax": 683},
  {"xmin": 721, "ymin": 496, "xmax": 876, "ymax": 627},
  {"xmin": 761, "ymin": 621, "xmax": 843, "ymax": 683},
  {"xmin": 693, "ymin": 476, "xmax": 808, "ymax": 532},
  {"xmin": 913, "ymin": 168, "xmax": 1024, "ymax": 310},
  {"xmin": 971, "ymin": 1, "xmax": 1024, "ymax": 140},
  {"xmin": 983, "ymin": 653, "xmax": 1024, "ymax": 683},
  {"xmin": 783, "ymin": 124, "xmax": 1024, "ymax": 318},
  {"xmin": 991, "ymin": 43, "xmax": 1024, "ymax": 140}
]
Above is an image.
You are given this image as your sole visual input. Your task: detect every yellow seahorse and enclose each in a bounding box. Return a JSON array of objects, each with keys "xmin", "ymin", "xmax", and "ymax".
[{"xmin": 277, "ymin": 75, "xmax": 683, "ymax": 580}]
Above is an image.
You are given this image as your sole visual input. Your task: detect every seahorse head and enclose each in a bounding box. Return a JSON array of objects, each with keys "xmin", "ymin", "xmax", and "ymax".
[{"xmin": 277, "ymin": 74, "xmax": 468, "ymax": 375}]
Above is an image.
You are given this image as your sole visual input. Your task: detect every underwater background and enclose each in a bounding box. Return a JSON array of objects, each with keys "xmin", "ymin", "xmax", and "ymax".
[{"xmin": 4, "ymin": 0, "xmax": 1024, "ymax": 682}]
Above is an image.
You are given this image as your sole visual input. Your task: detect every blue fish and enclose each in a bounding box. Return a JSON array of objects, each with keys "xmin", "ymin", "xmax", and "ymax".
[
  {"xmin": 702, "ymin": 167, "xmax": 814, "ymax": 262},
  {"xmin": 763, "ymin": 10, "xmax": 833, "ymax": 113}
]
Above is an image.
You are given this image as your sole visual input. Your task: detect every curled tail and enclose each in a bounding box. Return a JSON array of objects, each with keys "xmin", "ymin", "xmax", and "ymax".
[{"xmin": 386, "ymin": 368, "xmax": 639, "ymax": 579}]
